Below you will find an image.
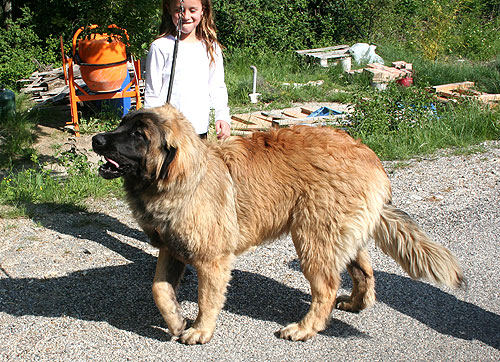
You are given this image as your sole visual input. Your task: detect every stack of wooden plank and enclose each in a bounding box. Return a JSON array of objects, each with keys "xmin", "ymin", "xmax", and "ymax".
[
  {"xmin": 18, "ymin": 64, "xmax": 144, "ymax": 109},
  {"xmin": 428, "ymin": 82, "xmax": 500, "ymax": 107},
  {"xmin": 363, "ymin": 61, "xmax": 413, "ymax": 83},
  {"xmin": 230, "ymin": 105, "xmax": 348, "ymax": 136},
  {"xmin": 18, "ymin": 67, "xmax": 74, "ymax": 106},
  {"xmin": 296, "ymin": 45, "xmax": 350, "ymax": 67}
]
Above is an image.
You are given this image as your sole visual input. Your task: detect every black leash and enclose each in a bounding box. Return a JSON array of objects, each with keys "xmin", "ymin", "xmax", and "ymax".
[{"xmin": 166, "ymin": 0, "xmax": 184, "ymax": 103}]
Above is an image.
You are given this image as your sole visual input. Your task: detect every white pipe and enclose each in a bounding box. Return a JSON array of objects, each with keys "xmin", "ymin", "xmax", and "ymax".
[
  {"xmin": 250, "ymin": 65, "xmax": 257, "ymax": 94},
  {"xmin": 248, "ymin": 65, "xmax": 260, "ymax": 103}
]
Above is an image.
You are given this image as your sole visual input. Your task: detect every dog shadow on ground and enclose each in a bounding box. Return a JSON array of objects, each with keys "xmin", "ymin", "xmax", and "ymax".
[
  {"xmin": 1, "ymin": 204, "xmax": 498, "ymax": 349},
  {"xmin": 289, "ymin": 258, "xmax": 500, "ymax": 349}
]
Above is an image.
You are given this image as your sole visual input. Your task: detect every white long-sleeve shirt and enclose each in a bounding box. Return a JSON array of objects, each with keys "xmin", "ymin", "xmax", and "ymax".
[{"xmin": 144, "ymin": 35, "xmax": 230, "ymax": 134}]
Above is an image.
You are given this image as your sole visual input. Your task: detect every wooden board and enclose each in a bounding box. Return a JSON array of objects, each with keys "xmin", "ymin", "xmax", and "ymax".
[
  {"xmin": 426, "ymin": 81, "xmax": 499, "ymax": 107},
  {"xmin": 296, "ymin": 45, "xmax": 351, "ymax": 67},
  {"xmin": 479, "ymin": 94, "xmax": 500, "ymax": 102},
  {"xmin": 430, "ymin": 82, "xmax": 475, "ymax": 93},
  {"xmin": 273, "ymin": 115, "xmax": 344, "ymax": 127},
  {"xmin": 231, "ymin": 121, "xmax": 270, "ymax": 131},
  {"xmin": 231, "ymin": 105, "xmax": 349, "ymax": 135},
  {"xmin": 282, "ymin": 110, "xmax": 308, "ymax": 119},
  {"xmin": 300, "ymin": 106, "xmax": 316, "ymax": 115},
  {"xmin": 296, "ymin": 45, "xmax": 350, "ymax": 55},
  {"xmin": 232, "ymin": 113, "xmax": 272, "ymax": 124}
]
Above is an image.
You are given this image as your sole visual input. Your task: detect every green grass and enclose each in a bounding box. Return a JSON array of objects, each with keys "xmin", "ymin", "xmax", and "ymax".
[
  {"xmin": 345, "ymin": 83, "xmax": 500, "ymax": 159},
  {"xmin": 377, "ymin": 43, "xmax": 500, "ymax": 93},
  {"xmin": 0, "ymin": 152, "xmax": 124, "ymax": 218},
  {"xmin": 77, "ymin": 105, "xmax": 123, "ymax": 134},
  {"xmin": 225, "ymin": 49, "xmax": 352, "ymax": 112},
  {"xmin": 0, "ymin": 94, "xmax": 38, "ymax": 168},
  {"xmin": 1, "ymin": 46, "xmax": 499, "ymax": 218},
  {"xmin": 0, "ymin": 101, "xmax": 124, "ymax": 218}
]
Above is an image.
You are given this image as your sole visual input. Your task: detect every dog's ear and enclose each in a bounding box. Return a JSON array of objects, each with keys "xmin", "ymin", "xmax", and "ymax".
[{"xmin": 159, "ymin": 145, "xmax": 177, "ymax": 179}]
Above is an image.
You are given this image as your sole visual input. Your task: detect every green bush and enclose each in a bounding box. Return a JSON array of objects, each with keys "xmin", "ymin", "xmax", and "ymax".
[
  {"xmin": 0, "ymin": 7, "xmax": 57, "ymax": 87},
  {"xmin": 348, "ymin": 84, "xmax": 438, "ymax": 136},
  {"xmin": 15, "ymin": 0, "xmax": 161, "ymax": 57},
  {"xmin": 376, "ymin": 0, "xmax": 500, "ymax": 61},
  {"xmin": 3, "ymin": 0, "xmax": 499, "ymax": 83},
  {"xmin": 214, "ymin": 0, "xmax": 499, "ymax": 60},
  {"xmin": 213, "ymin": 0, "xmax": 364, "ymax": 51}
]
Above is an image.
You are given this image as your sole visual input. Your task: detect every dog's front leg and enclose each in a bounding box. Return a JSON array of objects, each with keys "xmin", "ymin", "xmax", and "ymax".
[
  {"xmin": 152, "ymin": 248, "xmax": 186, "ymax": 337},
  {"xmin": 180, "ymin": 255, "xmax": 233, "ymax": 345}
]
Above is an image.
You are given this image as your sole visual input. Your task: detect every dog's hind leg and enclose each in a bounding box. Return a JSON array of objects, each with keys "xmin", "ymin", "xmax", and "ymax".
[
  {"xmin": 180, "ymin": 255, "xmax": 234, "ymax": 345},
  {"xmin": 152, "ymin": 248, "xmax": 187, "ymax": 337},
  {"xmin": 336, "ymin": 248, "xmax": 376, "ymax": 312},
  {"xmin": 279, "ymin": 230, "xmax": 340, "ymax": 341}
]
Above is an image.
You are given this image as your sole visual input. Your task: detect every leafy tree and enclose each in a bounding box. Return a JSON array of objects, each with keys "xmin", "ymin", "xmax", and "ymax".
[
  {"xmin": 0, "ymin": 7, "xmax": 57, "ymax": 86},
  {"xmin": 12, "ymin": 0, "xmax": 161, "ymax": 56}
]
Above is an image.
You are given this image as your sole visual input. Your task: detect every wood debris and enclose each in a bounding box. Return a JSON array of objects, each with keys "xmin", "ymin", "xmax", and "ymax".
[
  {"xmin": 18, "ymin": 67, "xmax": 73, "ymax": 106},
  {"xmin": 230, "ymin": 104, "xmax": 350, "ymax": 136},
  {"xmin": 356, "ymin": 61, "xmax": 413, "ymax": 83},
  {"xmin": 427, "ymin": 81, "xmax": 499, "ymax": 107},
  {"xmin": 17, "ymin": 64, "xmax": 144, "ymax": 109}
]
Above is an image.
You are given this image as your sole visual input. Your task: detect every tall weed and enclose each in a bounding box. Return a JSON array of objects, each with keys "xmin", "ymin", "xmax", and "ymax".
[
  {"xmin": 0, "ymin": 94, "xmax": 38, "ymax": 167},
  {"xmin": 0, "ymin": 152, "xmax": 123, "ymax": 217},
  {"xmin": 347, "ymin": 84, "xmax": 500, "ymax": 159},
  {"xmin": 377, "ymin": 43, "xmax": 500, "ymax": 93}
]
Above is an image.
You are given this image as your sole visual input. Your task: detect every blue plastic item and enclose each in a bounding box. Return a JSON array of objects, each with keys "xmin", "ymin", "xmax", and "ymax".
[
  {"xmin": 93, "ymin": 71, "xmax": 131, "ymax": 117},
  {"xmin": 307, "ymin": 106, "xmax": 343, "ymax": 117}
]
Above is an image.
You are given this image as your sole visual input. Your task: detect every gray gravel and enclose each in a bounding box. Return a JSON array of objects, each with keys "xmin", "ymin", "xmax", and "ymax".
[{"xmin": 1, "ymin": 141, "xmax": 499, "ymax": 361}]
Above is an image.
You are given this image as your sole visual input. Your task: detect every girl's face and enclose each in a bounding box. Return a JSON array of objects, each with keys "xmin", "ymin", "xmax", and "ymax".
[{"xmin": 170, "ymin": 0, "xmax": 203, "ymax": 41}]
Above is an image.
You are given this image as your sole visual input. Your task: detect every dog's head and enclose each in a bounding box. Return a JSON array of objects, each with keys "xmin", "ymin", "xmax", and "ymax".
[{"xmin": 92, "ymin": 104, "xmax": 202, "ymax": 186}]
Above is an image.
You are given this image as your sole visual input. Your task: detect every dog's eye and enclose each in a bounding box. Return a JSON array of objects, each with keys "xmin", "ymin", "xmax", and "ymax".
[{"xmin": 132, "ymin": 129, "xmax": 145, "ymax": 139}]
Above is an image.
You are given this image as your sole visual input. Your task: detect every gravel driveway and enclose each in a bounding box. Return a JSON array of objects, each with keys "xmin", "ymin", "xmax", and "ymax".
[{"xmin": 1, "ymin": 141, "xmax": 499, "ymax": 361}]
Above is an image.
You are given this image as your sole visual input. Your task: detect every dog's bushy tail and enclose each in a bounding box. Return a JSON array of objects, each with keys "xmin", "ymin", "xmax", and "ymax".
[{"xmin": 373, "ymin": 203, "xmax": 464, "ymax": 288}]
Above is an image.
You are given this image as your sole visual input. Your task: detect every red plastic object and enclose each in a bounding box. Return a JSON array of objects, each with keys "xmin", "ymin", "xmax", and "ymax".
[{"xmin": 397, "ymin": 77, "xmax": 413, "ymax": 87}]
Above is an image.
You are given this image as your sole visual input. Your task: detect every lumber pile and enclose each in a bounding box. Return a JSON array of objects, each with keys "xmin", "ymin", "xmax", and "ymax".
[
  {"xmin": 17, "ymin": 67, "xmax": 75, "ymax": 106},
  {"xmin": 361, "ymin": 61, "xmax": 413, "ymax": 83},
  {"xmin": 427, "ymin": 82, "xmax": 500, "ymax": 107},
  {"xmin": 17, "ymin": 64, "xmax": 144, "ymax": 109},
  {"xmin": 230, "ymin": 104, "xmax": 349, "ymax": 136}
]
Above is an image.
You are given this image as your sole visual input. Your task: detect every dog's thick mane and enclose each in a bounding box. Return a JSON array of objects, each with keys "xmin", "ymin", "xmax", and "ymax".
[{"xmin": 124, "ymin": 106, "xmax": 209, "ymax": 193}]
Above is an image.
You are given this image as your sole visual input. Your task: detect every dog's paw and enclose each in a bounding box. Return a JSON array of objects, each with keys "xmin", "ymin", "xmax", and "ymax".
[
  {"xmin": 179, "ymin": 327, "xmax": 214, "ymax": 345},
  {"xmin": 278, "ymin": 323, "xmax": 317, "ymax": 341},
  {"xmin": 168, "ymin": 317, "xmax": 187, "ymax": 336},
  {"xmin": 335, "ymin": 294, "xmax": 359, "ymax": 313}
]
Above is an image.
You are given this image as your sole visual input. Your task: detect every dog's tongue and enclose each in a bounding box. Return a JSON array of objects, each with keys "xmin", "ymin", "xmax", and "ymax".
[{"xmin": 106, "ymin": 157, "xmax": 120, "ymax": 168}]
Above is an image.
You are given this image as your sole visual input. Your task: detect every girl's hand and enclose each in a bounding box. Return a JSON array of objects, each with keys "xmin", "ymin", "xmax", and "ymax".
[{"xmin": 215, "ymin": 120, "xmax": 231, "ymax": 139}]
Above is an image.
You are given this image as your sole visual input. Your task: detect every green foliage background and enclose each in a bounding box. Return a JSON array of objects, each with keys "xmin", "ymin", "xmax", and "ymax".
[{"xmin": 0, "ymin": 0, "xmax": 498, "ymax": 87}]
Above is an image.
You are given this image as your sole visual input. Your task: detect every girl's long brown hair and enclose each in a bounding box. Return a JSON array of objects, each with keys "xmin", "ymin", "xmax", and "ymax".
[{"xmin": 159, "ymin": 0, "xmax": 221, "ymax": 65}]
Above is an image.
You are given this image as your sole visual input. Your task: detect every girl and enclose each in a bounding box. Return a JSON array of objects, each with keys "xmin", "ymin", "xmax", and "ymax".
[{"xmin": 144, "ymin": 0, "xmax": 231, "ymax": 139}]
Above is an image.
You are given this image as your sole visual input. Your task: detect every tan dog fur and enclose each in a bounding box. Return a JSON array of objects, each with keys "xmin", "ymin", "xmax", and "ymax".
[{"xmin": 92, "ymin": 104, "xmax": 464, "ymax": 344}]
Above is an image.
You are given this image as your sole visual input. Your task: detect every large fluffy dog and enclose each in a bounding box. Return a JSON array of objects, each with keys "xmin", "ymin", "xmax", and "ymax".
[{"xmin": 92, "ymin": 104, "xmax": 463, "ymax": 344}]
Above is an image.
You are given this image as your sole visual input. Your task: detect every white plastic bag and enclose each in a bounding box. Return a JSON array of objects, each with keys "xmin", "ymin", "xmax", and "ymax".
[{"xmin": 349, "ymin": 43, "xmax": 384, "ymax": 65}]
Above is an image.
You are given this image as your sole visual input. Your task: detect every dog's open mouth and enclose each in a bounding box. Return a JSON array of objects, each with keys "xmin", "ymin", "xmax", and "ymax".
[{"xmin": 99, "ymin": 156, "xmax": 125, "ymax": 179}]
